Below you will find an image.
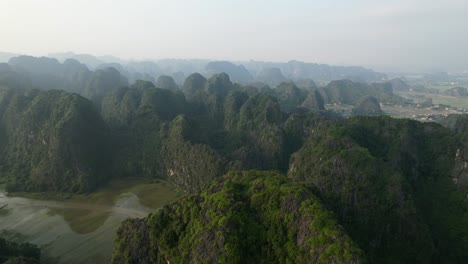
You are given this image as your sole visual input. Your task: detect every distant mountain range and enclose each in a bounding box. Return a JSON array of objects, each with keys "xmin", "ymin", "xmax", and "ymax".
[
  {"xmin": 42, "ymin": 52, "xmax": 387, "ymax": 84},
  {"xmin": 1, "ymin": 54, "xmax": 466, "ymax": 263}
]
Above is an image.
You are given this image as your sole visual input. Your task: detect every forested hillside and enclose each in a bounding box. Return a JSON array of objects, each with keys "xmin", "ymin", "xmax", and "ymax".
[
  {"xmin": 111, "ymin": 171, "xmax": 365, "ymax": 264},
  {"xmin": 0, "ymin": 238, "xmax": 40, "ymax": 264},
  {"xmin": 0, "ymin": 87, "xmax": 110, "ymax": 192},
  {"xmin": 289, "ymin": 116, "xmax": 468, "ymax": 263},
  {"xmin": 0, "ymin": 55, "xmax": 466, "ymax": 263}
]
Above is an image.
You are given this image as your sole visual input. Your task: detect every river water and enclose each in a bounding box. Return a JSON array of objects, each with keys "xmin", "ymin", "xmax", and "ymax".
[{"xmin": 0, "ymin": 181, "xmax": 179, "ymax": 263}]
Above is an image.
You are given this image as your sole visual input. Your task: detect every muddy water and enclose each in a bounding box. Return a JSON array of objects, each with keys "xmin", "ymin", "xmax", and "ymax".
[{"xmin": 0, "ymin": 181, "xmax": 179, "ymax": 263}]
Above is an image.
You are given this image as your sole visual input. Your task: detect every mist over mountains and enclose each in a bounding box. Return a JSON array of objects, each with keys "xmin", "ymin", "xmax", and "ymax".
[
  {"xmin": 1, "ymin": 0, "xmax": 467, "ymax": 262},
  {"xmin": 0, "ymin": 52, "xmax": 467, "ymax": 263},
  {"xmin": 0, "ymin": 52, "xmax": 387, "ymax": 85}
]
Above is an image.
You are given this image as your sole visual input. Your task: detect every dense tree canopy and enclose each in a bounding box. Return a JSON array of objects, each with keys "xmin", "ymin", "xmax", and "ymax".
[
  {"xmin": 0, "ymin": 237, "xmax": 40, "ymax": 264},
  {"xmin": 0, "ymin": 56, "xmax": 466, "ymax": 263},
  {"xmin": 0, "ymin": 88, "xmax": 111, "ymax": 193},
  {"xmin": 111, "ymin": 171, "xmax": 364, "ymax": 264}
]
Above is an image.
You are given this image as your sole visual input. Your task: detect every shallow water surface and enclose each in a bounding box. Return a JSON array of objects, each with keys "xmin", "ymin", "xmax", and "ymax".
[{"xmin": 0, "ymin": 180, "xmax": 180, "ymax": 263}]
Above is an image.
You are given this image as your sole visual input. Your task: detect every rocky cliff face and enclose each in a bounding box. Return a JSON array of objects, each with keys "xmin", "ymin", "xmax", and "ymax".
[
  {"xmin": 273, "ymin": 82, "xmax": 308, "ymax": 113},
  {"xmin": 205, "ymin": 61, "xmax": 253, "ymax": 83},
  {"xmin": 256, "ymin": 67, "xmax": 287, "ymax": 87},
  {"xmin": 351, "ymin": 96, "xmax": 383, "ymax": 116},
  {"xmin": 111, "ymin": 114, "xmax": 467, "ymax": 263},
  {"xmin": 388, "ymin": 78, "xmax": 410, "ymax": 92},
  {"xmin": 3, "ymin": 56, "xmax": 128, "ymax": 110},
  {"xmin": 155, "ymin": 75, "xmax": 178, "ymax": 91},
  {"xmin": 100, "ymin": 81, "xmax": 186, "ymax": 179},
  {"xmin": 0, "ymin": 87, "xmax": 110, "ymax": 192},
  {"xmin": 443, "ymin": 114, "xmax": 468, "ymax": 191},
  {"xmin": 320, "ymin": 79, "xmax": 402, "ymax": 105},
  {"xmin": 161, "ymin": 115, "xmax": 224, "ymax": 193},
  {"xmin": 302, "ymin": 90, "xmax": 325, "ymax": 111},
  {"xmin": 183, "ymin": 72, "xmax": 207, "ymax": 100},
  {"xmin": 289, "ymin": 116, "xmax": 468, "ymax": 263},
  {"xmin": 111, "ymin": 171, "xmax": 365, "ymax": 264}
]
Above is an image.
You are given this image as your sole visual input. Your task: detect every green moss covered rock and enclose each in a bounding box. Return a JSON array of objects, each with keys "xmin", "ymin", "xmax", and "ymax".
[
  {"xmin": 111, "ymin": 170, "xmax": 365, "ymax": 264},
  {"xmin": 0, "ymin": 87, "xmax": 111, "ymax": 193}
]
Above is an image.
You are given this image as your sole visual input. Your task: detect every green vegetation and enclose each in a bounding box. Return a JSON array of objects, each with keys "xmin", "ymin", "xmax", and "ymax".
[
  {"xmin": 273, "ymin": 82, "xmax": 308, "ymax": 112},
  {"xmin": 0, "ymin": 88, "xmax": 111, "ymax": 193},
  {"xmin": 155, "ymin": 75, "xmax": 178, "ymax": 91},
  {"xmin": 0, "ymin": 237, "xmax": 40, "ymax": 264},
  {"xmin": 101, "ymin": 81, "xmax": 186, "ymax": 180},
  {"xmin": 84, "ymin": 67, "xmax": 128, "ymax": 110},
  {"xmin": 0, "ymin": 59, "xmax": 467, "ymax": 263},
  {"xmin": 161, "ymin": 115, "xmax": 224, "ymax": 193},
  {"xmin": 320, "ymin": 79, "xmax": 407, "ymax": 105},
  {"xmin": 397, "ymin": 90, "xmax": 468, "ymax": 108},
  {"xmin": 111, "ymin": 171, "xmax": 365, "ymax": 264},
  {"xmin": 101, "ymin": 73, "xmax": 290, "ymax": 192},
  {"xmin": 302, "ymin": 89, "xmax": 325, "ymax": 111},
  {"xmin": 289, "ymin": 116, "xmax": 468, "ymax": 263},
  {"xmin": 182, "ymin": 73, "xmax": 207, "ymax": 100},
  {"xmin": 351, "ymin": 96, "xmax": 384, "ymax": 116}
]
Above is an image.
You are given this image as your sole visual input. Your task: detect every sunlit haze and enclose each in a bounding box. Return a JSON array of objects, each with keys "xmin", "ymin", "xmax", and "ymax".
[{"xmin": 1, "ymin": 0, "xmax": 467, "ymax": 72}]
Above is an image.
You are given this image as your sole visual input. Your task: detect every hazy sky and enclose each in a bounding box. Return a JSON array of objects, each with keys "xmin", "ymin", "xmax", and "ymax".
[{"xmin": 1, "ymin": 0, "xmax": 467, "ymax": 72}]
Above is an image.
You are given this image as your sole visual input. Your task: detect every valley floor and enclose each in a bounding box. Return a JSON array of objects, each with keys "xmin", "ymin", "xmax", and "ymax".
[{"xmin": 0, "ymin": 179, "xmax": 181, "ymax": 264}]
